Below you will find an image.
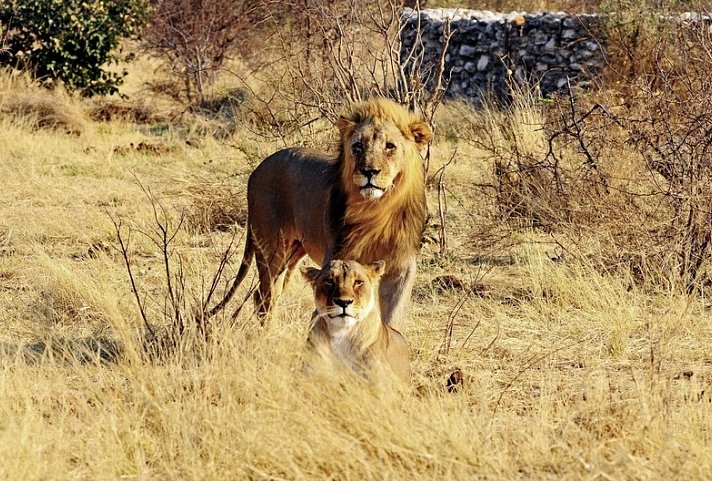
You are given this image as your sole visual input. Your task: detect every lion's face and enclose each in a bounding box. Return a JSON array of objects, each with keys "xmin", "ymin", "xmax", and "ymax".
[
  {"xmin": 302, "ymin": 260, "xmax": 386, "ymax": 329},
  {"xmin": 347, "ymin": 121, "xmax": 412, "ymax": 200},
  {"xmin": 337, "ymin": 100, "xmax": 433, "ymax": 201}
]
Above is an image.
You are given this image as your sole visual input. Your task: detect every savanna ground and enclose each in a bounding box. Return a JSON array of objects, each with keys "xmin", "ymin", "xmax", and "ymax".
[{"xmin": 2, "ymin": 4, "xmax": 712, "ymax": 479}]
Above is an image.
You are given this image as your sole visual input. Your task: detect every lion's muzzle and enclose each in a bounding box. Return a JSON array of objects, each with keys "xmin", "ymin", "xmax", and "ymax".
[{"xmin": 353, "ymin": 172, "xmax": 386, "ymax": 199}]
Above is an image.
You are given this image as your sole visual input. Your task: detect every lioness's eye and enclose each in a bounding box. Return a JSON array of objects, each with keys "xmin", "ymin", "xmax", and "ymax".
[
  {"xmin": 385, "ymin": 142, "xmax": 396, "ymax": 151},
  {"xmin": 354, "ymin": 279, "xmax": 363, "ymax": 287}
]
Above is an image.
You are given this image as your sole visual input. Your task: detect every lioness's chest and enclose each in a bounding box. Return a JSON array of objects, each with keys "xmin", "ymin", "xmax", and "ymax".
[{"xmin": 329, "ymin": 332, "xmax": 354, "ymax": 360}]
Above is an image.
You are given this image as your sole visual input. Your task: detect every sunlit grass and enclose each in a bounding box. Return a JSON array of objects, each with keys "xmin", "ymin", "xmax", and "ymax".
[{"xmin": 1, "ymin": 66, "xmax": 712, "ymax": 481}]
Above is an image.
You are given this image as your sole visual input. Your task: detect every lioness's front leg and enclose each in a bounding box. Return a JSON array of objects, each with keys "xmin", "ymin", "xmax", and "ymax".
[{"xmin": 378, "ymin": 258, "xmax": 416, "ymax": 332}]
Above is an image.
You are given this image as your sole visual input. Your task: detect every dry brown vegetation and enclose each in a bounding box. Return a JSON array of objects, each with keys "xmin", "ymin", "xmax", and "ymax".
[{"xmin": 2, "ymin": 2, "xmax": 712, "ymax": 480}]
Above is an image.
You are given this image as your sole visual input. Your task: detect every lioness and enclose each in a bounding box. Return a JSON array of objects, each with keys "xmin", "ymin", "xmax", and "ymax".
[
  {"xmin": 207, "ymin": 98, "xmax": 432, "ymax": 330},
  {"xmin": 301, "ymin": 259, "xmax": 410, "ymax": 384}
]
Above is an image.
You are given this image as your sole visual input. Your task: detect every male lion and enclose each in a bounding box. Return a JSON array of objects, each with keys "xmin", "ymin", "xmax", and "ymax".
[
  {"xmin": 208, "ymin": 98, "xmax": 432, "ymax": 330},
  {"xmin": 301, "ymin": 259, "xmax": 410, "ymax": 384}
]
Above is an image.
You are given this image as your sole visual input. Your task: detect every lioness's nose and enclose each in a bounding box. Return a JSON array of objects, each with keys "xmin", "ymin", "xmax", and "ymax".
[
  {"xmin": 359, "ymin": 168, "xmax": 380, "ymax": 178},
  {"xmin": 334, "ymin": 298, "xmax": 353, "ymax": 308}
]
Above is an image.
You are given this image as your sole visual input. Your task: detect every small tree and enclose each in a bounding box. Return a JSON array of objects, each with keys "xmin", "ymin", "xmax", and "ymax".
[{"xmin": 0, "ymin": 0, "xmax": 147, "ymax": 96}]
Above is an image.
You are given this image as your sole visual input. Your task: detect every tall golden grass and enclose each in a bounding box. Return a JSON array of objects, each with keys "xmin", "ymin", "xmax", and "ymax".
[{"xmin": 1, "ymin": 60, "xmax": 712, "ymax": 481}]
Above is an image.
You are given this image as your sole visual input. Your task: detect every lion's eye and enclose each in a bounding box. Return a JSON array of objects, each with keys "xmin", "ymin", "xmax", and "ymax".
[
  {"xmin": 351, "ymin": 143, "xmax": 363, "ymax": 155},
  {"xmin": 354, "ymin": 279, "xmax": 363, "ymax": 287},
  {"xmin": 385, "ymin": 142, "xmax": 396, "ymax": 151},
  {"xmin": 323, "ymin": 279, "xmax": 334, "ymax": 288}
]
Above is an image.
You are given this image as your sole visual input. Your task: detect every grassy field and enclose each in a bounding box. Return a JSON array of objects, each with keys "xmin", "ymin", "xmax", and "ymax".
[{"xmin": 1, "ymin": 46, "xmax": 712, "ymax": 480}]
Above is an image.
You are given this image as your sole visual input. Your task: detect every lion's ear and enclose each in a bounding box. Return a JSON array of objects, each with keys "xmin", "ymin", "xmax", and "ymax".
[
  {"xmin": 410, "ymin": 121, "xmax": 433, "ymax": 148},
  {"xmin": 337, "ymin": 116, "xmax": 357, "ymax": 140},
  {"xmin": 300, "ymin": 266, "xmax": 321, "ymax": 286},
  {"xmin": 369, "ymin": 260, "xmax": 386, "ymax": 278}
]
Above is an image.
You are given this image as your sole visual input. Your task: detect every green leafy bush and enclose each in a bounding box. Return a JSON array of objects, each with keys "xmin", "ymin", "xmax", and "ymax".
[{"xmin": 0, "ymin": 0, "xmax": 147, "ymax": 96}]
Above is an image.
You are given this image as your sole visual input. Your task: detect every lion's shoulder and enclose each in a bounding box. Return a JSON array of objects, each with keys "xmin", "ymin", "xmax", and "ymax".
[{"xmin": 250, "ymin": 146, "xmax": 339, "ymax": 194}]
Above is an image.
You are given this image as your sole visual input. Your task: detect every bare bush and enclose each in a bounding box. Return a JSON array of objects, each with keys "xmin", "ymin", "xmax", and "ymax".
[
  {"xmin": 143, "ymin": 0, "xmax": 267, "ymax": 105},
  {"xmin": 622, "ymin": 18, "xmax": 712, "ymax": 292},
  {"xmin": 237, "ymin": 0, "xmax": 450, "ymax": 144},
  {"xmin": 110, "ymin": 181, "xmax": 244, "ymax": 353},
  {"xmin": 468, "ymin": 10, "xmax": 712, "ymax": 293},
  {"xmin": 600, "ymin": 0, "xmax": 686, "ymax": 84},
  {"xmin": 550, "ymin": 12, "xmax": 712, "ymax": 292}
]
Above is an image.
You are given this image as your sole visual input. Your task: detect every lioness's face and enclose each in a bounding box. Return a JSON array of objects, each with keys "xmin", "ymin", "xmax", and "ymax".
[
  {"xmin": 338, "ymin": 116, "xmax": 432, "ymax": 201},
  {"xmin": 302, "ymin": 260, "xmax": 386, "ymax": 329}
]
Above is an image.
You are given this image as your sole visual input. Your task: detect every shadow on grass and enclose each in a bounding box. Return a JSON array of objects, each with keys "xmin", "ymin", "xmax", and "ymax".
[{"xmin": 0, "ymin": 336, "xmax": 123, "ymax": 365}]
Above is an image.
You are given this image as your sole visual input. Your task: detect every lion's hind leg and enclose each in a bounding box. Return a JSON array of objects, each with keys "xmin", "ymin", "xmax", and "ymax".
[
  {"xmin": 253, "ymin": 235, "xmax": 305, "ymax": 323},
  {"xmin": 276, "ymin": 241, "xmax": 306, "ymax": 296}
]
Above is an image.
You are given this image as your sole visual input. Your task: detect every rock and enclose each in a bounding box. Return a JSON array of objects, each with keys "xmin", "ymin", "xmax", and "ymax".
[
  {"xmin": 446, "ymin": 368, "xmax": 464, "ymax": 393},
  {"xmin": 458, "ymin": 44, "xmax": 478, "ymax": 57},
  {"xmin": 477, "ymin": 55, "xmax": 490, "ymax": 71},
  {"xmin": 562, "ymin": 28, "xmax": 577, "ymax": 40},
  {"xmin": 563, "ymin": 17, "xmax": 579, "ymax": 28},
  {"xmin": 401, "ymin": 9, "xmax": 607, "ymax": 101}
]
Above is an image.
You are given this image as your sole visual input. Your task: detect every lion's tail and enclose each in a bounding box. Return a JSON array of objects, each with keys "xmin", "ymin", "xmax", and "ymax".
[{"xmin": 205, "ymin": 228, "xmax": 255, "ymax": 319}]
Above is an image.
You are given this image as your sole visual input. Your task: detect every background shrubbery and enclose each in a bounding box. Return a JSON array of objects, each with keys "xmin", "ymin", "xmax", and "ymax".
[
  {"xmin": 0, "ymin": 0, "xmax": 147, "ymax": 96},
  {"xmin": 2, "ymin": 0, "xmax": 711, "ymax": 292}
]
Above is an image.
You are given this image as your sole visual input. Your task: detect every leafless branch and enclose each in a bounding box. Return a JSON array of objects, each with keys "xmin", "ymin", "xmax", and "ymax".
[{"xmin": 109, "ymin": 213, "xmax": 156, "ymax": 340}]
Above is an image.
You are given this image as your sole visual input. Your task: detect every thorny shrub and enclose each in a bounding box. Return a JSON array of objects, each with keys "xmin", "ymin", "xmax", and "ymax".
[{"xmin": 468, "ymin": 10, "xmax": 712, "ymax": 293}]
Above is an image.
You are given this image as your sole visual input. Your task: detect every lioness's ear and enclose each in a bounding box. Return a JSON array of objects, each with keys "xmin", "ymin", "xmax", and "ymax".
[
  {"xmin": 337, "ymin": 116, "xmax": 357, "ymax": 140},
  {"xmin": 300, "ymin": 266, "xmax": 321, "ymax": 286},
  {"xmin": 369, "ymin": 260, "xmax": 386, "ymax": 278},
  {"xmin": 410, "ymin": 121, "xmax": 433, "ymax": 148}
]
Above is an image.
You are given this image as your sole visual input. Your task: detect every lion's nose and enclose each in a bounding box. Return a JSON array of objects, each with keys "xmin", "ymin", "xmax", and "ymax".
[
  {"xmin": 334, "ymin": 298, "xmax": 353, "ymax": 309},
  {"xmin": 359, "ymin": 168, "xmax": 380, "ymax": 178}
]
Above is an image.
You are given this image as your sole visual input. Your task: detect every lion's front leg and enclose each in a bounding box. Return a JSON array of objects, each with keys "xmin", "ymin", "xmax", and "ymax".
[{"xmin": 378, "ymin": 258, "xmax": 416, "ymax": 332}]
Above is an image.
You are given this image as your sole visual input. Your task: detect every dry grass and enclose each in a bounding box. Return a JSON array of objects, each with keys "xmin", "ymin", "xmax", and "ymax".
[
  {"xmin": 0, "ymin": 70, "xmax": 87, "ymax": 135},
  {"xmin": 2, "ymin": 59, "xmax": 712, "ymax": 481}
]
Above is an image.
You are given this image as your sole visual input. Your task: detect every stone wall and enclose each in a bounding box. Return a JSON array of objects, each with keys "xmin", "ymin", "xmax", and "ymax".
[{"xmin": 400, "ymin": 9, "xmax": 605, "ymax": 101}]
